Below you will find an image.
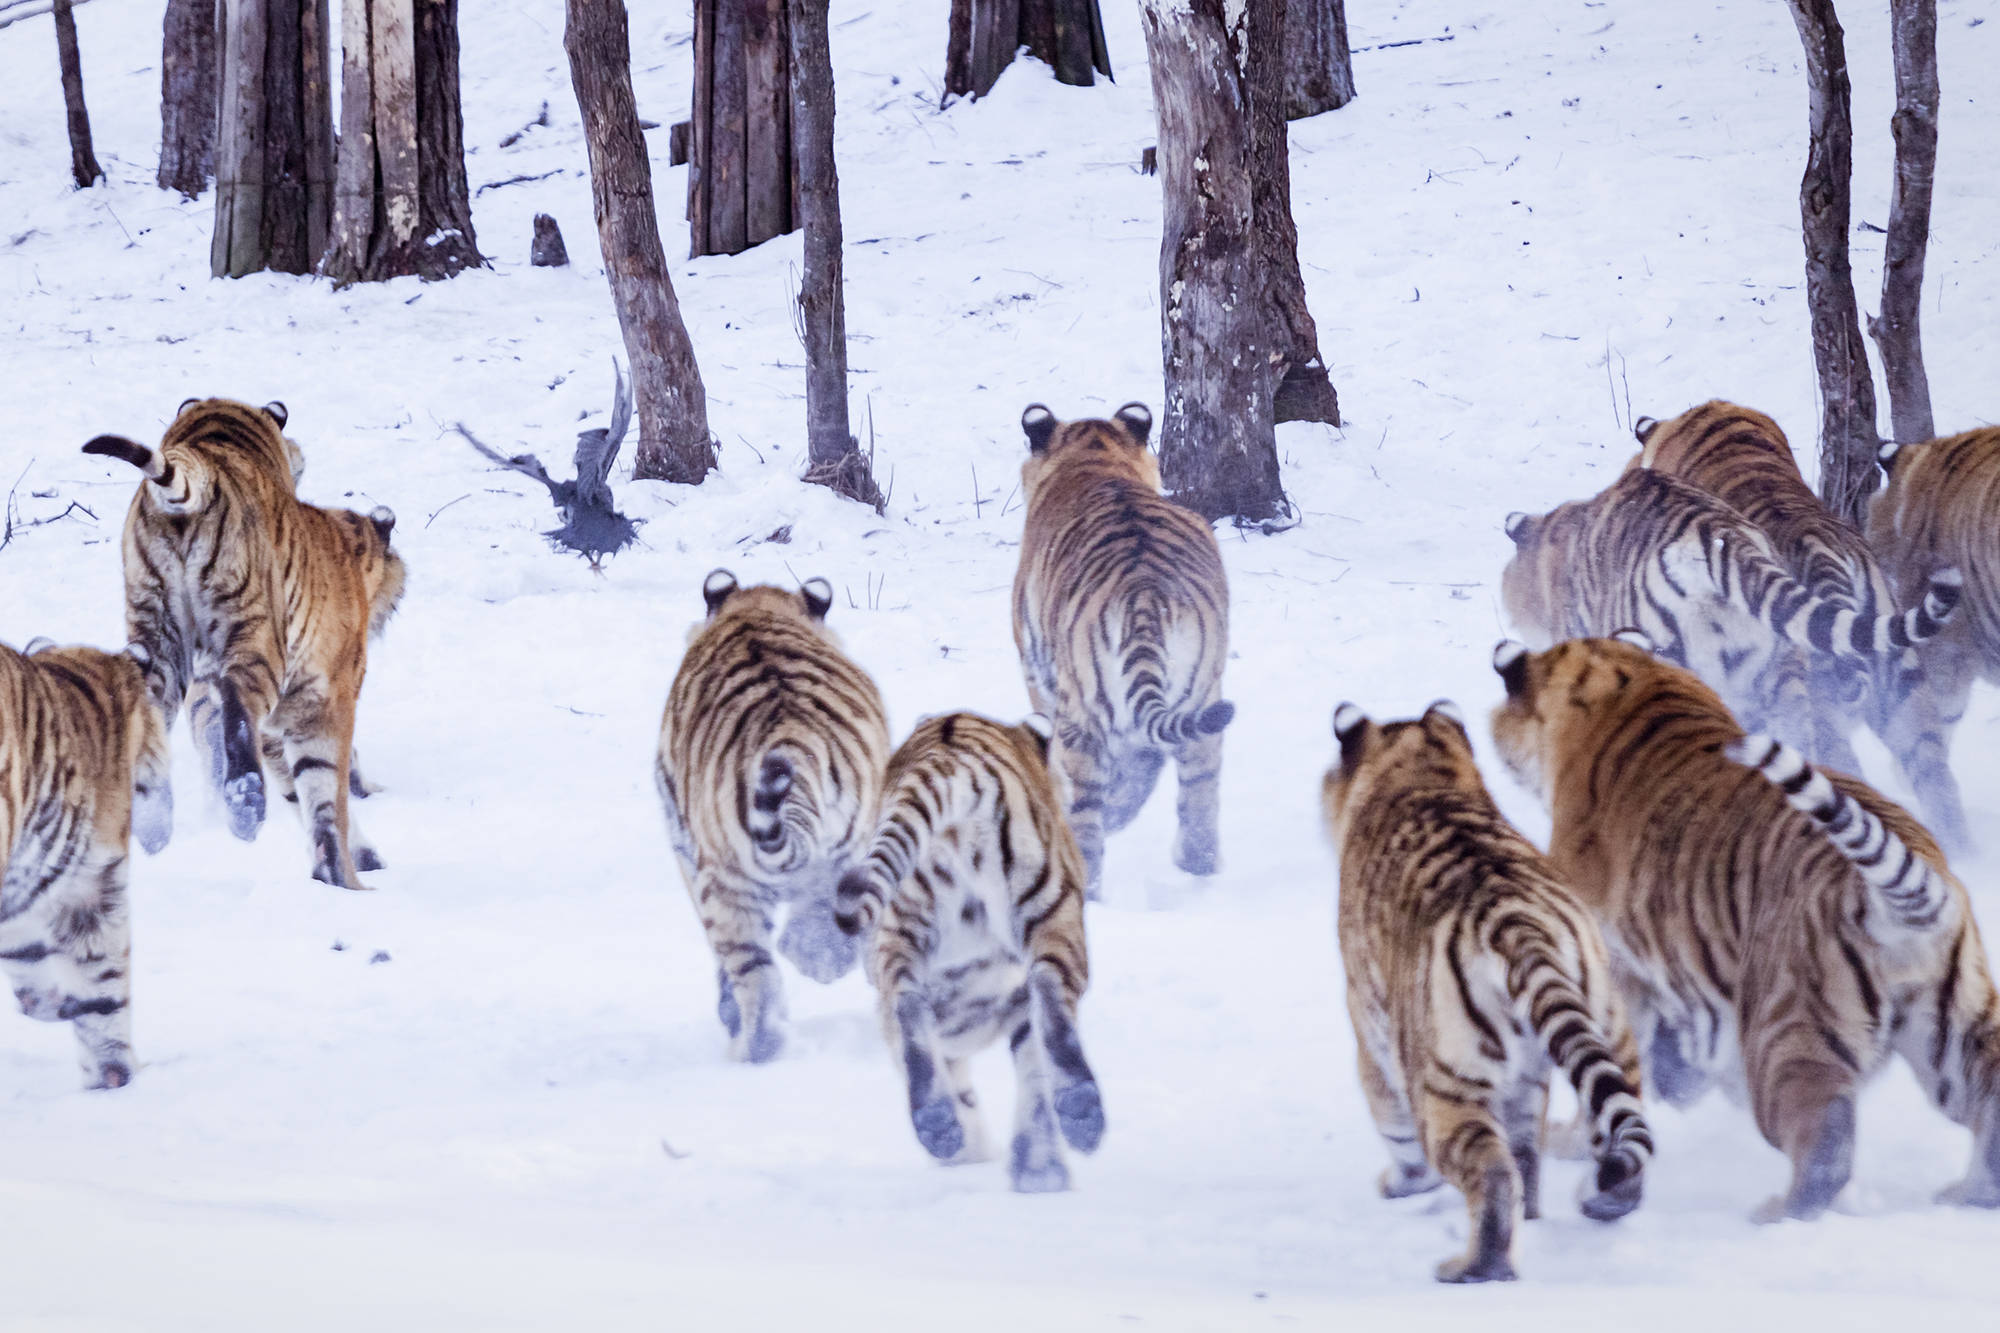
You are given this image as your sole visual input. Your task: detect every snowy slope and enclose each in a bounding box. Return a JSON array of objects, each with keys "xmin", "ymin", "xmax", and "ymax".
[{"xmin": 1, "ymin": 0, "xmax": 1998, "ymax": 1326}]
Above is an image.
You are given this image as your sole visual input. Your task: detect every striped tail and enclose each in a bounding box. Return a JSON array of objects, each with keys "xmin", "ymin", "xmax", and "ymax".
[
  {"xmin": 1726, "ymin": 733, "xmax": 1958, "ymax": 935},
  {"xmin": 833, "ymin": 764, "xmax": 969, "ymax": 938},
  {"xmin": 1718, "ymin": 533, "xmax": 1962, "ymax": 660},
  {"xmin": 1122, "ymin": 592, "xmax": 1233, "ymax": 747},
  {"xmin": 746, "ymin": 744, "xmax": 820, "ymax": 876},
  {"xmin": 82, "ymin": 435, "xmax": 206, "ymax": 513}
]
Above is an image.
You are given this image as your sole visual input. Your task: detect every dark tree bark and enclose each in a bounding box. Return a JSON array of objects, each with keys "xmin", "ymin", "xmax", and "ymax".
[
  {"xmin": 1787, "ymin": 0, "xmax": 1880, "ymax": 524},
  {"xmin": 321, "ymin": 0, "xmax": 483, "ymax": 285},
  {"xmin": 1868, "ymin": 0, "xmax": 1938, "ymax": 445},
  {"xmin": 52, "ymin": 0, "xmax": 103, "ymax": 188},
  {"xmin": 159, "ymin": 0, "xmax": 218, "ymax": 197},
  {"xmin": 1283, "ymin": 0, "xmax": 1354, "ymax": 119},
  {"xmin": 1250, "ymin": 0, "xmax": 1338, "ymax": 427},
  {"xmin": 566, "ymin": 0, "xmax": 714, "ymax": 484},
  {"xmin": 212, "ymin": 0, "xmax": 335, "ymax": 278},
  {"xmin": 688, "ymin": 0, "xmax": 792, "ymax": 257},
  {"xmin": 1139, "ymin": 0, "xmax": 1288, "ymax": 524},
  {"xmin": 945, "ymin": 0, "xmax": 1111, "ymax": 102}
]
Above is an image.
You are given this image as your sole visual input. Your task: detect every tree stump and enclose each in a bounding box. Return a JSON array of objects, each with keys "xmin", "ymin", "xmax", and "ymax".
[
  {"xmin": 159, "ymin": 0, "xmax": 217, "ymax": 196},
  {"xmin": 1283, "ymin": 0, "xmax": 1355, "ymax": 119},
  {"xmin": 212, "ymin": 0, "xmax": 334, "ymax": 277},
  {"xmin": 688, "ymin": 0, "xmax": 795, "ymax": 257},
  {"xmin": 52, "ymin": 0, "xmax": 103, "ymax": 188},
  {"xmin": 946, "ymin": 0, "xmax": 1111, "ymax": 101},
  {"xmin": 531, "ymin": 213, "xmax": 568, "ymax": 267}
]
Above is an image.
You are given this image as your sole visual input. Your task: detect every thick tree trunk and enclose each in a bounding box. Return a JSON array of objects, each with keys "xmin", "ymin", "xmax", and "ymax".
[
  {"xmin": 1868, "ymin": 0, "xmax": 1937, "ymax": 445},
  {"xmin": 688, "ymin": 0, "xmax": 792, "ymax": 257},
  {"xmin": 566, "ymin": 0, "xmax": 714, "ymax": 484},
  {"xmin": 159, "ymin": 0, "xmax": 217, "ymax": 195},
  {"xmin": 212, "ymin": 0, "xmax": 333, "ymax": 277},
  {"xmin": 1139, "ymin": 0, "xmax": 1288, "ymax": 525},
  {"xmin": 788, "ymin": 0, "xmax": 853, "ymax": 472},
  {"xmin": 1249, "ymin": 0, "xmax": 1338, "ymax": 427},
  {"xmin": 321, "ymin": 0, "xmax": 482, "ymax": 284},
  {"xmin": 945, "ymin": 0, "xmax": 1111, "ymax": 102},
  {"xmin": 1283, "ymin": 0, "xmax": 1354, "ymax": 119},
  {"xmin": 52, "ymin": 0, "xmax": 103, "ymax": 188},
  {"xmin": 1787, "ymin": 0, "xmax": 1879, "ymax": 525}
]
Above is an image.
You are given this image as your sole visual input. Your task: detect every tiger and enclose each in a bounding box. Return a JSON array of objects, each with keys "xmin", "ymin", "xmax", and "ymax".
[
  {"xmin": 0, "ymin": 637, "xmax": 173, "ymax": 1089},
  {"xmin": 655, "ymin": 569, "xmax": 891, "ymax": 1064},
  {"xmin": 80, "ymin": 397, "xmax": 406, "ymax": 890},
  {"xmin": 1489, "ymin": 634, "xmax": 2000, "ymax": 1219},
  {"xmin": 832, "ymin": 711, "xmax": 1104, "ymax": 1192},
  {"xmin": 1627, "ymin": 400, "xmax": 1969, "ymax": 852},
  {"xmin": 1501, "ymin": 466, "xmax": 1961, "ymax": 758},
  {"xmin": 1011, "ymin": 402, "xmax": 1233, "ymax": 896},
  {"xmin": 1323, "ymin": 700, "xmax": 1650, "ymax": 1283}
]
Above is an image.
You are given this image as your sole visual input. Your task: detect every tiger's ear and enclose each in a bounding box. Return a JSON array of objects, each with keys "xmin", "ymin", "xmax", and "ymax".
[
  {"xmin": 123, "ymin": 642, "xmax": 153, "ymax": 670},
  {"xmin": 1022, "ymin": 404, "xmax": 1058, "ymax": 453},
  {"xmin": 1610, "ymin": 627, "xmax": 1655, "ymax": 653},
  {"xmin": 1633, "ymin": 415, "xmax": 1661, "ymax": 444},
  {"xmin": 23, "ymin": 636, "xmax": 55, "ymax": 656},
  {"xmin": 368, "ymin": 506, "xmax": 396, "ymax": 542},
  {"xmin": 1332, "ymin": 702, "xmax": 1371, "ymax": 766},
  {"xmin": 1114, "ymin": 402, "xmax": 1153, "ymax": 447},
  {"xmin": 1877, "ymin": 440, "xmax": 1904, "ymax": 475},
  {"xmin": 262, "ymin": 401, "xmax": 289, "ymax": 429},
  {"xmin": 702, "ymin": 568, "xmax": 738, "ymax": 615},
  {"xmin": 1022, "ymin": 712, "xmax": 1055, "ymax": 759},
  {"xmin": 800, "ymin": 577, "xmax": 834, "ymax": 621},
  {"xmin": 1504, "ymin": 511, "xmax": 1533, "ymax": 544},
  {"xmin": 176, "ymin": 397, "xmax": 201, "ymax": 417},
  {"xmin": 1493, "ymin": 640, "xmax": 1531, "ymax": 697},
  {"xmin": 1425, "ymin": 699, "xmax": 1467, "ymax": 732}
]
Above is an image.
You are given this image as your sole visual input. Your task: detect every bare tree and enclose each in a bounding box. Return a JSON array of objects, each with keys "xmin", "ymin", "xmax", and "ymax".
[
  {"xmin": 1252, "ymin": 0, "xmax": 1338, "ymax": 426},
  {"xmin": 159, "ymin": 0, "xmax": 217, "ymax": 196},
  {"xmin": 946, "ymin": 0, "xmax": 1111, "ymax": 101},
  {"xmin": 687, "ymin": 0, "xmax": 793, "ymax": 258},
  {"xmin": 566, "ymin": 0, "xmax": 714, "ymax": 484},
  {"xmin": 320, "ymin": 1, "xmax": 483, "ymax": 284},
  {"xmin": 52, "ymin": 0, "xmax": 103, "ymax": 188},
  {"xmin": 212, "ymin": 0, "xmax": 335, "ymax": 278},
  {"xmin": 1868, "ymin": 0, "xmax": 1938, "ymax": 445},
  {"xmin": 1283, "ymin": 0, "xmax": 1354, "ymax": 119}
]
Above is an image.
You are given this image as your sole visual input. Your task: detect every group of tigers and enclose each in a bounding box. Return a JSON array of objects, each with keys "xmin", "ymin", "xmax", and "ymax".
[{"xmin": 8, "ymin": 389, "xmax": 2000, "ymax": 1282}]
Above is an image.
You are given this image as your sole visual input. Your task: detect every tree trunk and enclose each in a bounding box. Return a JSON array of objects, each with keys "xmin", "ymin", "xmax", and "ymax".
[
  {"xmin": 52, "ymin": 0, "xmax": 103, "ymax": 188},
  {"xmin": 1138, "ymin": 0, "xmax": 1288, "ymax": 525},
  {"xmin": 159, "ymin": 0, "xmax": 217, "ymax": 196},
  {"xmin": 212, "ymin": 0, "xmax": 334, "ymax": 277},
  {"xmin": 1787, "ymin": 0, "xmax": 1879, "ymax": 525},
  {"xmin": 688, "ymin": 0, "xmax": 792, "ymax": 258},
  {"xmin": 1868, "ymin": 0, "xmax": 1937, "ymax": 445},
  {"xmin": 566, "ymin": 0, "xmax": 714, "ymax": 484},
  {"xmin": 321, "ymin": 0, "xmax": 482, "ymax": 284},
  {"xmin": 1250, "ymin": 0, "xmax": 1338, "ymax": 427},
  {"xmin": 1283, "ymin": 0, "xmax": 1354, "ymax": 118},
  {"xmin": 945, "ymin": 0, "xmax": 1111, "ymax": 102},
  {"xmin": 788, "ymin": 0, "xmax": 852, "ymax": 471}
]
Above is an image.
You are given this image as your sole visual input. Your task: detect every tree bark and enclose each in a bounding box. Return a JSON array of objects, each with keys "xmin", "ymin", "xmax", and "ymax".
[
  {"xmin": 1283, "ymin": 0, "xmax": 1354, "ymax": 119},
  {"xmin": 321, "ymin": 0, "xmax": 482, "ymax": 284},
  {"xmin": 1787, "ymin": 0, "xmax": 1879, "ymax": 525},
  {"xmin": 52, "ymin": 0, "xmax": 103, "ymax": 188},
  {"xmin": 789, "ymin": 0, "xmax": 851, "ymax": 470},
  {"xmin": 212, "ymin": 0, "xmax": 334, "ymax": 277},
  {"xmin": 159, "ymin": 0, "xmax": 217, "ymax": 196},
  {"xmin": 1868, "ymin": 0, "xmax": 1937, "ymax": 446},
  {"xmin": 1249, "ymin": 0, "xmax": 1338, "ymax": 427},
  {"xmin": 566, "ymin": 0, "xmax": 714, "ymax": 484},
  {"xmin": 945, "ymin": 0, "xmax": 1111, "ymax": 102},
  {"xmin": 1138, "ymin": 0, "xmax": 1288, "ymax": 525},
  {"xmin": 688, "ymin": 0, "xmax": 792, "ymax": 257}
]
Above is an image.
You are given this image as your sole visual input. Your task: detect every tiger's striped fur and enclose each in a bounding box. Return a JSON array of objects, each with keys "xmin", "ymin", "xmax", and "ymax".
[
  {"xmin": 655, "ymin": 570, "xmax": 890, "ymax": 1064},
  {"xmin": 1324, "ymin": 701, "xmax": 1649, "ymax": 1282},
  {"xmin": 0, "ymin": 639, "xmax": 172, "ymax": 1089},
  {"xmin": 1629, "ymin": 400, "xmax": 1968, "ymax": 852},
  {"xmin": 1491, "ymin": 636, "xmax": 2000, "ymax": 1219},
  {"xmin": 1502, "ymin": 467, "xmax": 1960, "ymax": 755},
  {"xmin": 1011, "ymin": 402, "xmax": 1232, "ymax": 895},
  {"xmin": 83, "ymin": 398, "xmax": 406, "ymax": 890},
  {"xmin": 833, "ymin": 711, "xmax": 1103, "ymax": 1192}
]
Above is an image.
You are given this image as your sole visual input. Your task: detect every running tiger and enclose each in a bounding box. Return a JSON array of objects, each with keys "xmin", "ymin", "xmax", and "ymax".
[
  {"xmin": 656, "ymin": 570, "xmax": 890, "ymax": 1064},
  {"xmin": 833, "ymin": 711, "xmax": 1104, "ymax": 1192},
  {"xmin": 1490, "ymin": 636, "xmax": 2000, "ymax": 1219},
  {"xmin": 1324, "ymin": 701, "xmax": 1650, "ymax": 1282},
  {"xmin": 0, "ymin": 638, "xmax": 172, "ymax": 1089},
  {"xmin": 1012, "ymin": 402, "xmax": 1232, "ymax": 895},
  {"xmin": 1629, "ymin": 400, "xmax": 1968, "ymax": 851},
  {"xmin": 1501, "ymin": 467, "xmax": 1961, "ymax": 755},
  {"xmin": 82, "ymin": 397, "xmax": 405, "ymax": 890}
]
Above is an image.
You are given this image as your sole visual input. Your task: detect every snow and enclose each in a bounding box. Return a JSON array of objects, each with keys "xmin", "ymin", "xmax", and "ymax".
[{"xmin": 2, "ymin": 0, "xmax": 1998, "ymax": 1326}]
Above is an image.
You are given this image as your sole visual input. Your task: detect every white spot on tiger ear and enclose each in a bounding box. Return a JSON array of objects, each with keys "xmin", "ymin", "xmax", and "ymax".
[
  {"xmin": 369, "ymin": 506, "xmax": 396, "ymax": 538},
  {"xmin": 1022, "ymin": 713, "xmax": 1055, "ymax": 743},
  {"xmin": 1493, "ymin": 641, "xmax": 1528, "ymax": 672},
  {"xmin": 23, "ymin": 636, "xmax": 55, "ymax": 656},
  {"xmin": 1633, "ymin": 415, "xmax": 1661, "ymax": 443},
  {"xmin": 123, "ymin": 642, "xmax": 152, "ymax": 668},
  {"xmin": 1426, "ymin": 699, "xmax": 1466, "ymax": 729},
  {"xmin": 262, "ymin": 401, "xmax": 288, "ymax": 429},
  {"xmin": 1504, "ymin": 512, "xmax": 1531, "ymax": 542},
  {"xmin": 800, "ymin": 576, "xmax": 834, "ymax": 620},
  {"xmin": 1877, "ymin": 440, "xmax": 1901, "ymax": 466},
  {"xmin": 1021, "ymin": 404, "xmax": 1058, "ymax": 452},
  {"xmin": 1114, "ymin": 401, "xmax": 1153, "ymax": 445},
  {"xmin": 1332, "ymin": 702, "xmax": 1368, "ymax": 739},
  {"xmin": 702, "ymin": 568, "xmax": 738, "ymax": 614},
  {"xmin": 1611, "ymin": 627, "xmax": 1655, "ymax": 653},
  {"xmin": 176, "ymin": 397, "xmax": 201, "ymax": 417}
]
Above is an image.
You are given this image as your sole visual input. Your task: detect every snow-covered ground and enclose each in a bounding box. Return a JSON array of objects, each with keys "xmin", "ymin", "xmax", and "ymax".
[{"xmin": 2, "ymin": 0, "xmax": 1998, "ymax": 1326}]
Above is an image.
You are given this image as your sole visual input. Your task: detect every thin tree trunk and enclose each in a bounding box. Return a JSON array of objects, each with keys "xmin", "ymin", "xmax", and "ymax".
[
  {"xmin": 211, "ymin": 0, "xmax": 332, "ymax": 277},
  {"xmin": 1283, "ymin": 0, "xmax": 1354, "ymax": 118},
  {"xmin": 1868, "ymin": 0, "xmax": 1937, "ymax": 445},
  {"xmin": 1787, "ymin": 0, "xmax": 1879, "ymax": 525},
  {"xmin": 159, "ymin": 0, "xmax": 218, "ymax": 196},
  {"xmin": 52, "ymin": 0, "xmax": 103, "ymax": 188},
  {"xmin": 1139, "ymin": 0, "xmax": 1288, "ymax": 525},
  {"xmin": 566, "ymin": 0, "xmax": 714, "ymax": 484},
  {"xmin": 946, "ymin": 0, "xmax": 1110, "ymax": 101},
  {"xmin": 213, "ymin": 0, "xmax": 270, "ymax": 275},
  {"xmin": 789, "ymin": 0, "xmax": 851, "ymax": 469}
]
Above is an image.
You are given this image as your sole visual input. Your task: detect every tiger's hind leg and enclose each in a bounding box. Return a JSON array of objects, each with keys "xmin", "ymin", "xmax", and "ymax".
[
  {"xmin": 1422, "ymin": 1095, "xmax": 1522, "ymax": 1282},
  {"xmin": 1170, "ymin": 727, "xmax": 1224, "ymax": 877},
  {"xmin": 1052, "ymin": 724, "xmax": 1111, "ymax": 898},
  {"xmin": 1877, "ymin": 657, "xmax": 1973, "ymax": 856},
  {"xmin": 1029, "ymin": 961, "xmax": 1104, "ymax": 1156},
  {"xmin": 1891, "ymin": 935, "xmax": 2000, "ymax": 1207},
  {"xmin": 2, "ymin": 843, "xmax": 138, "ymax": 1090},
  {"xmin": 1353, "ymin": 1036, "xmax": 1443, "ymax": 1198},
  {"xmin": 695, "ymin": 867, "xmax": 785, "ymax": 1063},
  {"xmin": 1501, "ymin": 1079, "xmax": 1549, "ymax": 1221},
  {"xmin": 1748, "ymin": 1061, "xmax": 1858, "ymax": 1222},
  {"xmin": 886, "ymin": 987, "xmax": 966, "ymax": 1161},
  {"xmin": 269, "ymin": 684, "xmax": 367, "ymax": 888},
  {"xmin": 941, "ymin": 1056, "xmax": 994, "ymax": 1165},
  {"xmin": 1101, "ymin": 749, "xmax": 1164, "ymax": 835},
  {"xmin": 1005, "ymin": 1005, "xmax": 1069, "ymax": 1192}
]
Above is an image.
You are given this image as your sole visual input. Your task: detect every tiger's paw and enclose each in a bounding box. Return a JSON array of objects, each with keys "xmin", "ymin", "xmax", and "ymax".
[
  {"xmin": 1054, "ymin": 1080, "xmax": 1105, "ymax": 1154},
  {"xmin": 912, "ymin": 1095, "xmax": 967, "ymax": 1161},
  {"xmin": 1435, "ymin": 1252, "xmax": 1517, "ymax": 1284},
  {"xmin": 1008, "ymin": 1134, "xmax": 1071, "ymax": 1194},
  {"xmin": 732, "ymin": 1021, "xmax": 785, "ymax": 1065},
  {"xmin": 223, "ymin": 770, "xmax": 266, "ymax": 841},
  {"xmin": 1379, "ymin": 1162, "xmax": 1444, "ymax": 1199}
]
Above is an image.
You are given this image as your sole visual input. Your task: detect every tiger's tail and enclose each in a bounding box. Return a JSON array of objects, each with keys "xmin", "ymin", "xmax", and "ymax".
[
  {"xmin": 1717, "ymin": 534, "xmax": 1961, "ymax": 659},
  {"xmin": 1121, "ymin": 592, "xmax": 1234, "ymax": 748},
  {"xmin": 746, "ymin": 743, "xmax": 821, "ymax": 877},
  {"xmin": 82, "ymin": 435, "xmax": 209, "ymax": 514},
  {"xmin": 833, "ymin": 760, "xmax": 967, "ymax": 938},
  {"xmin": 1727, "ymin": 733, "xmax": 1958, "ymax": 937}
]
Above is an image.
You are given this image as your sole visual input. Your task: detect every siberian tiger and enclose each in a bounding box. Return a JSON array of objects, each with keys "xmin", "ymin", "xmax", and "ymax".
[
  {"xmin": 1629, "ymin": 400, "xmax": 1968, "ymax": 851},
  {"xmin": 1502, "ymin": 467, "xmax": 1961, "ymax": 756},
  {"xmin": 1324, "ymin": 701, "xmax": 1650, "ymax": 1283},
  {"xmin": 832, "ymin": 711, "xmax": 1104, "ymax": 1192},
  {"xmin": 1490, "ymin": 635, "xmax": 2000, "ymax": 1218},
  {"xmin": 0, "ymin": 637, "xmax": 172, "ymax": 1089},
  {"xmin": 1012, "ymin": 402, "xmax": 1233, "ymax": 896},
  {"xmin": 82, "ymin": 398, "xmax": 405, "ymax": 890},
  {"xmin": 655, "ymin": 570, "xmax": 890, "ymax": 1064}
]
